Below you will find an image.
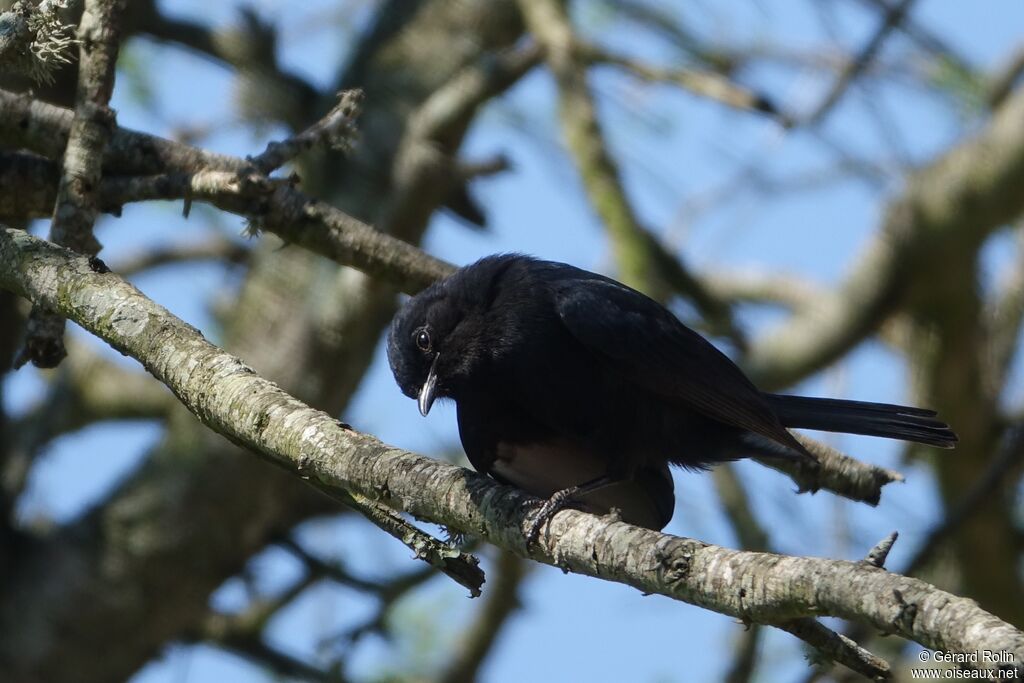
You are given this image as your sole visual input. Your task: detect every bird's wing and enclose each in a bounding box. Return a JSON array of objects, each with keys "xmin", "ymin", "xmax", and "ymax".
[{"xmin": 553, "ymin": 276, "xmax": 806, "ymax": 454}]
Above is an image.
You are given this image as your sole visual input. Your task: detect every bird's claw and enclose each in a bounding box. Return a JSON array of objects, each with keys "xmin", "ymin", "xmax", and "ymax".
[
  {"xmin": 524, "ymin": 487, "xmax": 578, "ymax": 548},
  {"xmin": 525, "ymin": 500, "xmax": 555, "ymax": 547}
]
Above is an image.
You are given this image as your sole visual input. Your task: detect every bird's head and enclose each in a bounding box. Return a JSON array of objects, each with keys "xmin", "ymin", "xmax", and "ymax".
[{"xmin": 387, "ymin": 257, "xmax": 520, "ymax": 415}]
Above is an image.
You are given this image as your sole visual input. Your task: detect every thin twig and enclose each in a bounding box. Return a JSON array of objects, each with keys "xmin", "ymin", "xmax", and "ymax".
[
  {"xmin": 326, "ymin": 488, "xmax": 484, "ymax": 597},
  {"xmin": 248, "ymin": 89, "xmax": 363, "ymax": 174},
  {"xmin": 805, "ymin": 0, "xmax": 916, "ymax": 125},
  {"xmin": 778, "ymin": 618, "xmax": 891, "ymax": 680},
  {"xmin": 113, "ymin": 238, "xmax": 250, "ymax": 276},
  {"xmin": 903, "ymin": 425, "xmax": 1024, "ymax": 576},
  {"xmin": 436, "ymin": 551, "xmax": 527, "ymax": 683},
  {"xmin": 578, "ymin": 42, "xmax": 792, "ymax": 126}
]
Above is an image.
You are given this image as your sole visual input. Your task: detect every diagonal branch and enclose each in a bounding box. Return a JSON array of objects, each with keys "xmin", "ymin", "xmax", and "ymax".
[
  {"xmin": 804, "ymin": 0, "xmax": 916, "ymax": 126},
  {"xmin": 577, "ymin": 42, "xmax": 791, "ymax": 126},
  {"xmin": 744, "ymin": 83, "xmax": 1024, "ymax": 389},
  {"xmin": 1, "ymin": 227, "xmax": 1021, "ymax": 680},
  {"xmin": 436, "ymin": 550, "xmax": 527, "ymax": 683},
  {"xmin": 519, "ymin": 0, "xmax": 659, "ymax": 295},
  {"xmin": 196, "ymin": 571, "xmax": 348, "ymax": 682},
  {"xmin": 519, "ymin": 0, "xmax": 746, "ymax": 344},
  {"xmin": 248, "ymin": 89, "xmax": 364, "ymax": 175}
]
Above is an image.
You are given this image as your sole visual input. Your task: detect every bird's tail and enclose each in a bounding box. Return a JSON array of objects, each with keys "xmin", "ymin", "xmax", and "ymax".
[{"xmin": 765, "ymin": 394, "xmax": 957, "ymax": 449}]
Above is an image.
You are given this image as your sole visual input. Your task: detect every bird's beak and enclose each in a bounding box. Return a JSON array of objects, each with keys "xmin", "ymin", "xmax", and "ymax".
[{"xmin": 418, "ymin": 356, "xmax": 440, "ymax": 416}]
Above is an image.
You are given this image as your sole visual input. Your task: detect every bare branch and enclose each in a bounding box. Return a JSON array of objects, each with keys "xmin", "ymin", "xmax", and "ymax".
[
  {"xmin": 778, "ymin": 618, "xmax": 891, "ymax": 680},
  {"xmin": 714, "ymin": 460, "xmax": 891, "ymax": 678},
  {"xmin": 137, "ymin": 3, "xmax": 320, "ymax": 132},
  {"xmin": 758, "ymin": 433, "xmax": 904, "ymax": 506},
  {"xmin": 986, "ymin": 227, "xmax": 1024, "ymax": 394},
  {"xmin": 578, "ymin": 42, "xmax": 791, "ymax": 126},
  {"xmin": 519, "ymin": 0, "xmax": 660, "ymax": 294},
  {"xmin": 713, "ymin": 465, "xmax": 768, "ymax": 683},
  {"xmin": 324, "ymin": 488, "xmax": 484, "ymax": 597},
  {"xmin": 745, "ymin": 84, "xmax": 1024, "ymax": 389},
  {"xmin": 0, "ymin": 88, "xmax": 247, "ymax": 176},
  {"xmin": 704, "ymin": 270, "xmax": 822, "ymax": 311},
  {"xmin": 436, "ymin": 551, "xmax": 527, "ymax": 683},
  {"xmin": 112, "ymin": 237, "xmax": 249, "ymax": 276},
  {"xmin": 805, "ymin": 0, "xmax": 916, "ymax": 126},
  {"xmin": 851, "ymin": 0, "xmax": 973, "ymax": 77},
  {"xmin": 987, "ymin": 44, "xmax": 1024, "ymax": 109},
  {"xmin": 20, "ymin": 0, "xmax": 126, "ymax": 369},
  {"xmin": 248, "ymin": 89, "xmax": 363, "ymax": 175}
]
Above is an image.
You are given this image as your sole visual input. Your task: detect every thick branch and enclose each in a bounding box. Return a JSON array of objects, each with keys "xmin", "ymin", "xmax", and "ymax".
[
  {"xmin": 21, "ymin": 0, "xmax": 125, "ymax": 369},
  {"xmin": 1, "ymin": 228, "xmax": 1020, "ymax": 679},
  {"xmin": 0, "ymin": 87, "xmax": 247, "ymax": 175},
  {"xmin": 745, "ymin": 84, "xmax": 1024, "ymax": 389},
  {"xmin": 49, "ymin": 0, "xmax": 124, "ymax": 253}
]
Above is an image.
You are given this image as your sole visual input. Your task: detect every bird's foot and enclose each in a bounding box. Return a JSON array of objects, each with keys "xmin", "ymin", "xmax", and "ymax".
[
  {"xmin": 525, "ymin": 486, "xmax": 580, "ymax": 547},
  {"xmin": 523, "ymin": 476, "xmax": 618, "ymax": 548}
]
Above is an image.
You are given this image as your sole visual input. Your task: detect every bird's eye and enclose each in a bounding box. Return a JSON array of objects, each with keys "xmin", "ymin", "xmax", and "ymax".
[{"xmin": 414, "ymin": 328, "xmax": 432, "ymax": 352}]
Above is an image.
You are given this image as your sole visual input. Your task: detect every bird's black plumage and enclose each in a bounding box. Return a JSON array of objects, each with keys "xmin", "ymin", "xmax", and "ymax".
[{"xmin": 387, "ymin": 254, "xmax": 957, "ymax": 532}]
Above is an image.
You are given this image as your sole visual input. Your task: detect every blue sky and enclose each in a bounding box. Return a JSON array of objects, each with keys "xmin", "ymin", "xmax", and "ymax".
[{"xmin": 6, "ymin": 1, "xmax": 1024, "ymax": 681}]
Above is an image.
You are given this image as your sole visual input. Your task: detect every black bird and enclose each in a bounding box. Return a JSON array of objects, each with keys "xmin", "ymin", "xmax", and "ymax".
[{"xmin": 387, "ymin": 255, "xmax": 956, "ymax": 534}]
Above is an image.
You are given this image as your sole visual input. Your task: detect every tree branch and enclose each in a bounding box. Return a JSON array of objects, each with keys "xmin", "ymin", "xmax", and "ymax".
[
  {"xmin": 248, "ymin": 89, "xmax": 363, "ymax": 175},
  {"xmin": 20, "ymin": 0, "xmax": 125, "ymax": 369},
  {"xmin": 744, "ymin": 83, "xmax": 1024, "ymax": 389},
  {"xmin": 987, "ymin": 44, "xmax": 1024, "ymax": 109},
  {"xmin": 804, "ymin": 0, "xmax": 915, "ymax": 126},
  {"xmin": 436, "ymin": 551, "xmax": 527, "ymax": 683},
  {"xmin": 519, "ymin": 0, "xmax": 661, "ymax": 295},
  {"xmin": 112, "ymin": 237, "xmax": 249, "ymax": 276},
  {"xmin": 519, "ymin": 0, "xmax": 749, "ymax": 346},
  {"xmin": 577, "ymin": 41, "xmax": 791, "ymax": 126}
]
